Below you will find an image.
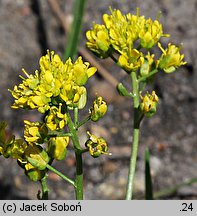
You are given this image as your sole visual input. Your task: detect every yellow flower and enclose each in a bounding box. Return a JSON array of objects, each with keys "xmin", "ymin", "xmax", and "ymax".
[
  {"xmin": 139, "ymin": 19, "xmax": 169, "ymax": 49},
  {"xmin": 118, "ymin": 49, "xmax": 144, "ymax": 72},
  {"xmin": 45, "ymin": 104, "xmax": 68, "ymax": 131},
  {"xmin": 24, "ymin": 120, "xmax": 48, "ymax": 143},
  {"xmin": 126, "ymin": 12, "xmax": 146, "ymax": 41},
  {"xmin": 86, "ymin": 24, "xmax": 111, "ymax": 58},
  {"xmin": 140, "ymin": 91, "xmax": 159, "ymax": 117},
  {"xmin": 85, "ymin": 132, "xmax": 110, "ymax": 158},
  {"xmin": 60, "ymin": 84, "xmax": 87, "ymax": 109},
  {"xmin": 90, "ymin": 96, "xmax": 107, "ymax": 122},
  {"xmin": 103, "ymin": 9, "xmax": 132, "ymax": 53},
  {"xmin": 39, "ymin": 51, "xmax": 63, "ymax": 74},
  {"xmin": 47, "ymin": 136, "xmax": 69, "ymax": 161},
  {"xmin": 73, "ymin": 56, "xmax": 97, "ymax": 85},
  {"xmin": 158, "ymin": 43, "xmax": 186, "ymax": 73}
]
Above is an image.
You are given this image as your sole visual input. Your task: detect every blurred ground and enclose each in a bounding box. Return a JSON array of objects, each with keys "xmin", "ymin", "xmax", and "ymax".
[{"xmin": 0, "ymin": 0, "xmax": 197, "ymax": 200}]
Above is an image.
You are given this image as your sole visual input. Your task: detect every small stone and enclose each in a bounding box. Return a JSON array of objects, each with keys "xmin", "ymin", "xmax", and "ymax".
[{"xmin": 48, "ymin": 172, "xmax": 61, "ymax": 181}]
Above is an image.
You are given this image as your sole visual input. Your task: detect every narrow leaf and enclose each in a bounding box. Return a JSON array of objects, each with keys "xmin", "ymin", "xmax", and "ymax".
[{"xmin": 145, "ymin": 147, "xmax": 153, "ymax": 200}]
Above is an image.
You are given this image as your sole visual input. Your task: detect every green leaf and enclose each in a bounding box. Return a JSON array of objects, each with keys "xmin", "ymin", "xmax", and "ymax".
[
  {"xmin": 145, "ymin": 147, "xmax": 153, "ymax": 200},
  {"xmin": 116, "ymin": 83, "xmax": 131, "ymax": 97},
  {"xmin": 64, "ymin": 0, "xmax": 87, "ymax": 61}
]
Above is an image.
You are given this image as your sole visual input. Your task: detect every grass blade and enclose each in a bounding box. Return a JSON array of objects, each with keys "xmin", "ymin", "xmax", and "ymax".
[
  {"xmin": 64, "ymin": 0, "xmax": 87, "ymax": 61},
  {"xmin": 145, "ymin": 147, "xmax": 153, "ymax": 200}
]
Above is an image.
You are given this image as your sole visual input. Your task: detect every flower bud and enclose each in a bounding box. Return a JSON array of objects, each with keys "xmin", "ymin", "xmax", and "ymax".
[
  {"xmin": 73, "ymin": 57, "xmax": 97, "ymax": 86},
  {"xmin": 140, "ymin": 91, "xmax": 159, "ymax": 117},
  {"xmin": 139, "ymin": 19, "xmax": 166, "ymax": 49},
  {"xmin": 86, "ymin": 24, "xmax": 111, "ymax": 58},
  {"xmin": 90, "ymin": 97, "xmax": 107, "ymax": 122},
  {"xmin": 117, "ymin": 83, "xmax": 130, "ymax": 96},
  {"xmin": 24, "ymin": 144, "xmax": 49, "ymax": 170},
  {"xmin": 140, "ymin": 53, "xmax": 155, "ymax": 77},
  {"xmin": 25, "ymin": 163, "xmax": 46, "ymax": 181},
  {"xmin": 78, "ymin": 90, "xmax": 87, "ymax": 109}
]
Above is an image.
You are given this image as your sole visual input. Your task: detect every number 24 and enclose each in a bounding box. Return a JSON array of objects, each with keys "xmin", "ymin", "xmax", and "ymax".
[{"xmin": 181, "ymin": 203, "xmax": 193, "ymax": 211}]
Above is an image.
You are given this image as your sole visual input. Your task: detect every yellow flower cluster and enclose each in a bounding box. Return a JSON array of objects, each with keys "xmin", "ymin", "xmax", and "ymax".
[
  {"xmin": 6, "ymin": 51, "xmax": 110, "ymax": 181},
  {"xmin": 24, "ymin": 120, "xmax": 70, "ymax": 161},
  {"xmin": 10, "ymin": 51, "xmax": 97, "ymax": 113},
  {"xmin": 140, "ymin": 91, "xmax": 159, "ymax": 117},
  {"xmin": 86, "ymin": 8, "xmax": 186, "ymax": 74}
]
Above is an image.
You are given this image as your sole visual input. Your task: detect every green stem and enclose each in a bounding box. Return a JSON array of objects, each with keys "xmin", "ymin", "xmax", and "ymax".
[
  {"xmin": 138, "ymin": 69, "xmax": 158, "ymax": 82},
  {"xmin": 126, "ymin": 72, "xmax": 142, "ymax": 200},
  {"xmin": 40, "ymin": 175, "xmax": 49, "ymax": 200},
  {"xmin": 67, "ymin": 112, "xmax": 84, "ymax": 200},
  {"xmin": 75, "ymin": 152, "xmax": 83, "ymax": 199},
  {"xmin": 46, "ymin": 164, "xmax": 76, "ymax": 187},
  {"xmin": 67, "ymin": 112, "xmax": 81, "ymax": 151},
  {"xmin": 109, "ymin": 53, "xmax": 118, "ymax": 64},
  {"xmin": 76, "ymin": 116, "xmax": 91, "ymax": 129},
  {"xmin": 74, "ymin": 107, "xmax": 79, "ymax": 126},
  {"xmin": 48, "ymin": 132, "xmax": 72, "ymax": 138},
  {"xmin": 64, "ymin": 0, "xmax": 87, "ymax": 61}
]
